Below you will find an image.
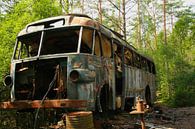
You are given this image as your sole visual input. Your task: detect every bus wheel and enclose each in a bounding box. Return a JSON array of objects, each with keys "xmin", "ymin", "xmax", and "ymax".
[
  {"xmin": 145, "ymin": 85, "xmax": 152, "ymax": 107},
  {"xmin": 100, "ymin": 85, "xmax": 109, "ymax": 112}
]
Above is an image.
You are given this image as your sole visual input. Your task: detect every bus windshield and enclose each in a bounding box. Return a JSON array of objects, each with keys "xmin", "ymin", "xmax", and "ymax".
[
  {"xmin": 40, "ymin": 28, "xmax": 80, "ymax": 55},
  {"xmin": 14, "ymin": 32, "xmax": 42, "ymax": 59},
  {"xmin": 14, "ymin": 27, "xmax": 96, "ymax": 59}
]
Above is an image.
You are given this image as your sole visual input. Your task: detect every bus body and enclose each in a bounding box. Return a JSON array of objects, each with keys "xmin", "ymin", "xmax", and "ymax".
[{"xmin": 1, "ymin": 14, "xmax": 156, "ymax": 112}]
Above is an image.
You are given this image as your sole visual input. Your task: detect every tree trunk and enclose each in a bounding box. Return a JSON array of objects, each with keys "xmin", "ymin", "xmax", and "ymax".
[
  {"xmin": 122, "ymin": 0, "xmax": 126, "ymax": 40},
  {"xmin": 81, "ymin": 0, "xmax": 84, "ymax": 14},
  {"xmin": 137, "ymin": 0, "xmax": 142, "ymax": 48},
  {"xmin": 153, "ymin": 12, "xmax": 158, "ymax": 49},
  {"xmin": 171, "ymin": 7, "xmax": 174, "ymax": 32},
  {"xmin": 98, "ymin": 0, "xmax": 102, "ymax": 24},
  {"xmin": 163, "ymin": 0, "xmax": 167, "ymax": 45},
  {"xmin": 118, "ymin": 0, "xmax": 121, "ymax": 34}
]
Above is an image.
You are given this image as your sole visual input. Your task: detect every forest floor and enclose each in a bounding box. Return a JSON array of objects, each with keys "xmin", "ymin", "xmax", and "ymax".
[
  {"xmin": 94, "ymin": 106, "xmax": 195, "ymax": 129},
  {"xmin": 1, "ymin": 105, "xmax": 195, "ymax": 129},
  {"xmin": 146, "ymin": 106, "xmax": 195, "ymax": 129}
]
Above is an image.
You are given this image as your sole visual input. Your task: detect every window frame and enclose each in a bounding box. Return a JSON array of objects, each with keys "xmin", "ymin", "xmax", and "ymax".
[
  {"xmin": 79, "ymin": 27, "xmax": 95, "ymax": 54},
  {"xmin": 92, "ymin": 30, "xmax": 102, "ymax": 57},
  {"xmin": 13, "ymin": 31, "xmax": 42, "ymax": 60}
]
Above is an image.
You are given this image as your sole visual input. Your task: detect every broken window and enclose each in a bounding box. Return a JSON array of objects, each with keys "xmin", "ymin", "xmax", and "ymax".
[
  {"xmin": 113, "ymin": 42, "xmax": 123, "ymax": 96},
  {"xmin": 41, "ymin": 27, "xmax": 80, "ymax": 55},
  {"xmin": 113, "ymin": 42, "xmax": 122, "ymax": 72},
  {"xmin": 142, "ymin": 59, "xmax": 149, "ymax": 71},
  {"xmin": 134, "ymin": 53, "xmax": 141, "ymax": 68},
  {"xmin": 101, "ymin": 35, "xmax": 111, "ymax": 58},
  {"xmin": 124, "ymin": 48, "xmax": 133, "ymax": 66},
  {"xmin": 94, "ymin": 32, "xmax": 101, "ymax": 57},
  {"xmin": 80, "ymin": 28, "xmax": 93, "ymax": 54},
  {"xmin": 27, "ymin": 18, "xmax": 65, "ymax": 33},
  {"xmin": 148, "ymin": 61, "xmax": 156, "ymax": 74},
  {"xmin": 14, "ymin": 32, "xmax": 41, "ymax": 59},
  {"xmin": 151, "ymin": 63, "xmax": 156, "ymax": 74}
]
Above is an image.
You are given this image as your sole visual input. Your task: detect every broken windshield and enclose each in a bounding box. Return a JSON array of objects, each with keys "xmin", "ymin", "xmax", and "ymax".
[
  {"xmin": 13, "ymin": 26, "xmax": 95, "ymax": 60},
  {"xmin": 14, "ymin": 32, "xmax": 42, "ymax": 59},
  {"xmin": 40, "ymin": 27, "xmax": 80, "ymax": 55}
]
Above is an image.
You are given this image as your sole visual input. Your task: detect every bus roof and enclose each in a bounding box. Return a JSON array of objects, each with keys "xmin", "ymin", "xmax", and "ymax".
[
  {"xmin": 17, "ymin": 14, "xmax": 153, "ymax": 62},
  {"xmin": 19, "ymin": 14, "xmax": 133, "ymax": 46}
]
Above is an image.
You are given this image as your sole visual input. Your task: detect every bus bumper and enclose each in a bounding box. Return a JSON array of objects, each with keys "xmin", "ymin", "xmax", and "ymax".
[{"xmin": 0, "ymin": 99, "xmax": 87, "ymax": 110}]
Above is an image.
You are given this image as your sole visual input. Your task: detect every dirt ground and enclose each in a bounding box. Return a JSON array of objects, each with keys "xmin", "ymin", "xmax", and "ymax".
[
  {"xmin": 1, "ymin": 105, "xmax": 195, "ymax": 129},
  {"xmin": 148, "ymin": 106, "xmax": 195, "ymax": 129},
  {"xmin": 94, "ymin": 106, "xmax": 195, "ymax": 129}
]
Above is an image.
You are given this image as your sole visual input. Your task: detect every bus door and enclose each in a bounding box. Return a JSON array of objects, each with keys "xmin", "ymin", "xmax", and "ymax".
[
  {"xmin": 100, "ymin": 34, "xmax": 115, "ymax": 110},
  {"xmin": 112, "ymin": 40, "xmax": 124, "ymax": 109}
]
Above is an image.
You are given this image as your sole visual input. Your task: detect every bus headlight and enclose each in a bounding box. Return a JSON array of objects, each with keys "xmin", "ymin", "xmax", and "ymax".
[
  {"xmin": 69, "ymin": 69, "xmax": 95, "ymax": 83},
  {"xmin": 4, "ymin": 75, "xmax": 12, "ymax": 87},
  {"xmin": 69, "ymin": 70, "xmax": 80, "ymax": 82}
]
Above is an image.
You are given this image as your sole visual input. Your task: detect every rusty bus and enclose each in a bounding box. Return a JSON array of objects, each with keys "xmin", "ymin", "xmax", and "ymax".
[{"xmin": 0, "ymin": 14, "xmax": 155, "ymax": 113}]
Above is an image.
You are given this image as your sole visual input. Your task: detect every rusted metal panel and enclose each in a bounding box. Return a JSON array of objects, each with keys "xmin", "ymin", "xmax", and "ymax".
[
  {"xmin": 124, "ymin": 65, "xmax": 155, "ymax": 102},
  {"xmin": 18, "ymin": 15, "xmax": 100, "ymax": 37},
  {"xmin": 66, "ymin": 111, "xmax": 94, "ymax": 129},
  {"xmin": 102, "ymin": 58, "xmax": 116, "ymax": 110},
  {"xmin": 0, "ymin": 99, "xmax": 87, "ymax": 109},
  {"xmin": 67, "ymin": 54, "xmax": 97, "ymax": 103},
  {"xmin": 67, "ymin": 54, "xmax": 97, "ymax": 109},
  {"xmin": 67, "ymin": 54, "xmax": 115, "ymax": 110}
]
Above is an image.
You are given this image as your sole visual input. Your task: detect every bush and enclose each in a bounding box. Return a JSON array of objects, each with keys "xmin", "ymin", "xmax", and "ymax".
[{"xmin": 171, "ymin": 87, "xmax": 195, "ymax": 107}]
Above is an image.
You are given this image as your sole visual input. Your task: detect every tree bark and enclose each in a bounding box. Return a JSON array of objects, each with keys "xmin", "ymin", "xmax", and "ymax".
[
  {"xmin": 163, "ymin": 0, "xmax": 167, "ymax": 45},
  {"xmin": 118, "ymin": 0, "xmax": 121, "ymax": 34},
  {"xmin": 98, "ymin": 0, "xmax": 102, "ymax": 24},
  {"xmin": 137, "ymin": 0, "xmax": 142, "ymax": 48},
  {"xmin": 81, "ymin": 0, "xmax": 84, "ymax": 14},
  {"xmin": 122, "ymin": 0, "xmax": 126, "ymax": 40},
  {"xmin": 171, "ymin": 7, "xmax": 174, "ymax": 32},
  {"xmin": 153, "ymin": 12, "xmax": 158, "ymax": 49}
]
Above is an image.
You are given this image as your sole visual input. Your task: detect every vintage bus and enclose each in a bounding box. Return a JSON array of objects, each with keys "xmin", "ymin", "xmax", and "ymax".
[{"xmin": 1, "ymin": 14, "xmax": 156, "ymax": 113}]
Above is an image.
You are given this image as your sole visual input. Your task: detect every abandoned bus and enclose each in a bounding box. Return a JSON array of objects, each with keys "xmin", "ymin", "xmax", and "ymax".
[{"xmin": 1, "ymin": 14, "xmax": 156, "ymax": 112}]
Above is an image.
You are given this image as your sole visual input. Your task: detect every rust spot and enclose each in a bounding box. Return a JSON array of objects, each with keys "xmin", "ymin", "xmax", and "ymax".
[{"xmin": 0, "ymin": 99, "xmax": 87, "ymax": 110}]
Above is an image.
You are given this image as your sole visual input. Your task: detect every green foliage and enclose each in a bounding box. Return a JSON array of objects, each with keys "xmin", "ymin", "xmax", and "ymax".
[
  {"xmin": 0, "ymin": 0, "xmax": 62, "ymax": 96},
  {"xmin": 0, "ymin": 1, "xmax": 62, "ymax": 127},
  {"xmin": 144, "ymin": 12, "xmax": 195, "ymax": 107},
  {"xmin": 32, "ymin": 0, "xmax": 61, "ymax": 19},
  {"xmin": 171, "ymin": 87, "xmax": 195, "ymax": 107},
  {"xmin": 63, "ymin": 0, "xmax": 70, "ymax": 13}
]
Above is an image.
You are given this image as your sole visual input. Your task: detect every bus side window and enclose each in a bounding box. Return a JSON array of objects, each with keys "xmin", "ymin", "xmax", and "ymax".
[
  {"xmin": 21, "ymin": 44, "xmax": 30, "ymax": 58},
  {"xmin": 151, "ymin": 63, "xmax": 156, "ymax": 74},
  {"xmin": 124, "ymin": 48, "xmax": 133, "ymax": 66},
  {"xmin": 15, "ymin": 41, "xmax": 34, "ymax": 59},
  {"xmin": 148, "ymin": 61, "xmax": 152, "ymax": 73},
  {"xmin": 101, "ymin": 35, "xmax": 111, "ymax": 58},
  {"xmin": 113, "ymin": 43, "xmax": 122, "ymax": 72},
  {"xmin": 94, "ymin": 32, "xmax": 101, "ymax": 57},
  {"xmin": 134, "ymin": 54, "xmax": 141, "ymax": 68},
  {"xmin": 143, "ymin": 59, "xmax": 148, "ymax": 71},
  {"xmin": 142, "ymin": 59, "xmax": 148, "ymax": 72},
  {"xmin": 80, "ymin": 28, "xmax": 93, "ymax": 54}
]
